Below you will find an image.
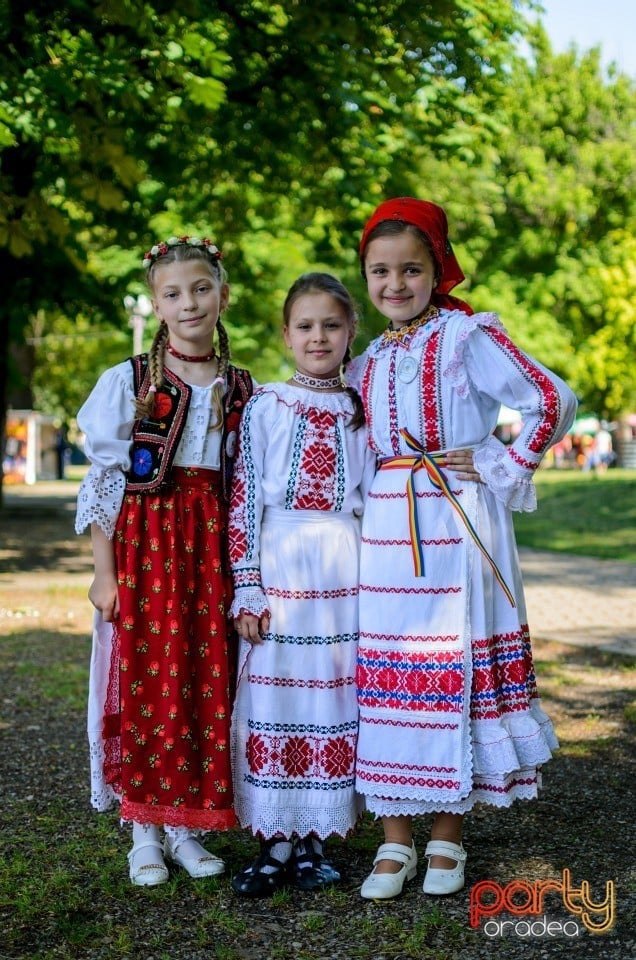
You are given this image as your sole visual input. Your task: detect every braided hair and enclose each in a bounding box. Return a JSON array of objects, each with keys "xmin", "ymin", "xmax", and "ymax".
[
  {"xmin": 283, "ymin": 272, "xmax": 365, "ymax": 430},
  {"xmin": 134, "ymin": 238, "xmax": 231, "ymax": 430}
]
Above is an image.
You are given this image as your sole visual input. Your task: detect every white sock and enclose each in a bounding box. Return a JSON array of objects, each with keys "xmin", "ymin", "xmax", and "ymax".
[
  {"xmin": 293, "ymin": 835, "xmax": 323, "ymax": 868},
  {"xmin": 260, "ymin": 839, "xmax": 292, "ymax": 874},
  {"xmin": 130, "ymin": 821, "xmax": 164, "ymax": 869},
  {"xmin": 165, "ymin": 825, "xmax": 209, "ymax": 860}
]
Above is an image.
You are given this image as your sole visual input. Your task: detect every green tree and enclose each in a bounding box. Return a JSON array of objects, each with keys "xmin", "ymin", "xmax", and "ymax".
[
  {"xmin": 1, "ymin": 1, "xmax": 526, "ymax": 442},
  {"xmin": 464, "ymin": 28, "xmax": 636, "ymax": 416}
]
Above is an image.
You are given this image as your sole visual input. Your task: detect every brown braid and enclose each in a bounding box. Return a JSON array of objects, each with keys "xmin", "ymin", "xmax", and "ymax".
[
  {"xmin": 133, "ymin": 323, "xmax": 168, "ymax": 419},
  {"xmin": 342, "ymin": 345, "xmax": 366, "ymax": 431},
  {"xmin": 209, "ymin": 318, "xmax": 231, "ymax": 431}
]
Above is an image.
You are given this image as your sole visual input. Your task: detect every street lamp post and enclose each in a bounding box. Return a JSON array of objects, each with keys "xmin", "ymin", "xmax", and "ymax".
[{"xmin": 124, "ymin": 294, "xmax": 153, "ymax": 355}]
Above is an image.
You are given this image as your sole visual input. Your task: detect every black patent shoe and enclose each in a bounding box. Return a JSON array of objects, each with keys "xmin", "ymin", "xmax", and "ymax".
[
  {"xmin": 231, "ymin": 841, "xmax": 291, "ymax": 898},
  {"xmin": 291, "ymin": 836, "xmax": 341, "ymax": 891}
]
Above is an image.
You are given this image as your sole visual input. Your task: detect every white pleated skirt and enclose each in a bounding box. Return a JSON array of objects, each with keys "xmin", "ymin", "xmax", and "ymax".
[
  {"xmin": 355, "ymin": 463, "xmax": 558, "ymax": 817},
  {"xmin": 231, "ymin": 507, "xmax": 365, "ymax": 839}
]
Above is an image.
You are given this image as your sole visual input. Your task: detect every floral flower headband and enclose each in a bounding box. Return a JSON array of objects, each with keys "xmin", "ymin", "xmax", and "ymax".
[{"xmin": 142, "ymin": 235, "xmax": 222, "ymax": 269}]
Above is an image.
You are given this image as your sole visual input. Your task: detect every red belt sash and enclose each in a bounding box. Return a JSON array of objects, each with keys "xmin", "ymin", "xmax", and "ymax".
[{"xmin": 379, "ymin": 428, "xmax": 515, "ymax": 607}]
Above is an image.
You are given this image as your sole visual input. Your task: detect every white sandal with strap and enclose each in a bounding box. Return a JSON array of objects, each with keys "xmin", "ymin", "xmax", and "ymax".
[
  {"xmin": 360, "ymin": 842, "xmax": 418, "ymax": 900},
  {"xmin": 422, "ymin": 840, "xmax": 466, "ymax": 895},
  {"xmin": 127, "ymin": 840, "xmax": 169, "ymax": 887},
  {"xmin": 164, "ymin": 836, "xmax": 225, "ymax": 878}
]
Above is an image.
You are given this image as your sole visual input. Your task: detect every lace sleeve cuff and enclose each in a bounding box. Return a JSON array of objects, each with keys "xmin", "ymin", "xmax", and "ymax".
[
  {"xmin": 75, "ymin": 466, "xmax": 126, "ymax": 538},
  {"xmin": 229, "ymin": 586, "xmax": 271, "ymax": 620},
  {"xmin": 473, "ymin": 436, "xmax": 537, "ymax": 512}
]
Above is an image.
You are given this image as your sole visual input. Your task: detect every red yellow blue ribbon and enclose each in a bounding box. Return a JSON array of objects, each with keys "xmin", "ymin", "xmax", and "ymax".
[{"xmin": 380, "ymin": 428, "xmax": 515, "ymax": 607}]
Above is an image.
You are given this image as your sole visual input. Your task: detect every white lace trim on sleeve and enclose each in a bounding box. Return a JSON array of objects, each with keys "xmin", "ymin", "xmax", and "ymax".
[
  {"xmin": 229, "ymin": 586, "xmax": 271, "ymax": 620},
  {"xmin": 473, "ymin": 436, "xmax": 537, "ymax": 512},
  {"xmin": 75, "ymin": 465, "xmax": 126, "ymax": 538}
]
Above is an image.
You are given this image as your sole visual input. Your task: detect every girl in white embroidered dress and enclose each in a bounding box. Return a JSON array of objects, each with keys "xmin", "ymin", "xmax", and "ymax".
[
  {"xmin": 346, "ymin": 198, "xmax": 577, "ymax": 901},
  {"xmin": 228, "ymin": 273, "xmax": 376, "ymax": 896},
  {"xmin": 76, "ymin": 237, "xmax": 253, "ymax": 886}
]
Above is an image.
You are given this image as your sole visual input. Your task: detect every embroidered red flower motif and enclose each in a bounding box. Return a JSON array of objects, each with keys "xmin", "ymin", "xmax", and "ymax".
[
  {"xmin": 228, "ymin": 524, "xmax": 247, "ymax": 563},
  {"xmin": 404, "ymin": 668, "xmax": 432, "ymax": 697},
  {"xmin": 281, "ymin": 736, "xmax": 312, "ymax": 777},
  {"xmin": 323, "ymin": 736, "xmax": 354, "ymax": 779},
  {"xmin": 246, "ymin": 733, "xmax": 268, "ymax": 773},
  {"xmin": 302, "ymin": 442, "xmax": 336, "ymax": 479},
  {"xmin": 506, "ymin": 659, "xmax": 527, "ymax": 685}
]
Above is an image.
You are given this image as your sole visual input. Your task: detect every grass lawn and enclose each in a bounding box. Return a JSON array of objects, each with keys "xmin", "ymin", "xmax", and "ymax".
[{"xmin": 513, "ymin": 468, "xmax": 636, "ymax": 562}]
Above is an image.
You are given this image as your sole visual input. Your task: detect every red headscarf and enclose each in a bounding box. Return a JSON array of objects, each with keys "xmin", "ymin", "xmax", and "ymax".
[{"xmin": 359, "ymin": 197, "xmax": 473, "ymax": 315}]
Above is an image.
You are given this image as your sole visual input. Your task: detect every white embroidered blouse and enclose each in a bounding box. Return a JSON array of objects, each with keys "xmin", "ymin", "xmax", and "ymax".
[
  {"xmin": 228, "ymin": 383, "xmax": 377, "ymax": 618},
  {"xmin": 345, "ymin": 308, "xmax": 578, "ymax": 512}
]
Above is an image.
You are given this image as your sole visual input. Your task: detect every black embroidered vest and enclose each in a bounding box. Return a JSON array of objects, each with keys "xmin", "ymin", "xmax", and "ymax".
[{"xmin": 125, "ymin": 355, "xmax": 252, "ymax": 500}]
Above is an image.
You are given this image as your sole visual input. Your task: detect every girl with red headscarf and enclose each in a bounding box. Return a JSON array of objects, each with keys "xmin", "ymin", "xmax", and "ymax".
[{"xmin": 347, "ymin": 198, "xmax": 577, "ymax": 901}]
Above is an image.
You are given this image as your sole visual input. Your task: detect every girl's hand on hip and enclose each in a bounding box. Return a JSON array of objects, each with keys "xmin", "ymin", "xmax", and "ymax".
[{"xmin": 441, "ymin": 449, "xmax": 482, "ymax": 482}]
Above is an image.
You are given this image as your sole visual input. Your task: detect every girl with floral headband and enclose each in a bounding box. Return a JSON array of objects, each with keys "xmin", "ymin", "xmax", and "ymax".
[
  {"xmin": 76, "ymin": 235, "xmax": 253, "ymax": 886},
  {"xmin": 346, "ymin": 198, "xmax": 577, "ymax": 901}
]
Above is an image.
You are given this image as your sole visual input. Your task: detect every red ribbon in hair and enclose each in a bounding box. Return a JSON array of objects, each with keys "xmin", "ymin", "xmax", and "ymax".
[{"xmin": 359, "ymin": 197, "xmax": 473, "ymax": 315}]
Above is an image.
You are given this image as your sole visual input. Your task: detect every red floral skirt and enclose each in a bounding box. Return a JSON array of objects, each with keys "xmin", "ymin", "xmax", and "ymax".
[{"xmin": 102, "ymin": 468, "xmax": 237, "ymax": 829}]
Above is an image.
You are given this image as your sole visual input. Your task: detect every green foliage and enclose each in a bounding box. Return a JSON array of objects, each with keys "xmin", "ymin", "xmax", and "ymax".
[
  {"xmin": 466, "ymin": 28, "xmax": 636, "ymax": 414},
  {"xmin": 1, "ymin": 1, "xmax": 635, "ymax": 433},
  {"xmin": 0, "ymin": 0, "xmax": 525, "ymax": 423}
]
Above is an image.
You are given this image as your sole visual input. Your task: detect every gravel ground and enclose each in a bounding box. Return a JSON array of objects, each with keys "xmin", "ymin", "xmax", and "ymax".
[{"xmin": 1, "ymin": 483, "xmax": 635, "ymax": 960}]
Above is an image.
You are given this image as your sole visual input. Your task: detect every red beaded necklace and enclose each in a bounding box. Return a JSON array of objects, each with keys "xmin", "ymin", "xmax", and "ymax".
[{"xmin": 166, "ymin": 342, "xmax": 216, "ymax": 363}]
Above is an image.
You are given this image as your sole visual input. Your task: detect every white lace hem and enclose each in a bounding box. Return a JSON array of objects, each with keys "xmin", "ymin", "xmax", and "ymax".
[
  {"xmin": 472, "ymin": 698, "xmax": 558, "ymax": 777},
  {"xmin": 75, "ymin": 465, "xmax": 126, "ymax": 537},
  {"xmin": 361, "ymin": 700, "xmax": 556, "ymax": 815},
  {"xmin": 229, "ymin": 586, "xmax": 270, "ymax": 620},
  {"xmin": 473, "ymin": 436, "xmax": 537, "ymax": 512},
  {"xmin": 88, "ymin": 733, "xmax": 120, "ymax": 812},
  {"xmin": 364, "ymin": 772, "xmax": 543, "ymax": 816},
  {"xmin": 233, "ymin": 793, "xmax": 365, "ymax": 841}
]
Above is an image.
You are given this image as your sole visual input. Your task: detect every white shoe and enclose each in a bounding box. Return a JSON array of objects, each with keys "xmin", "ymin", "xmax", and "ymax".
[
  {"xmin": 360, "ymin": 842, "xmax": 418, "ymax": 900},
  {"xmin": 127, "ymin": 840, "xmax": 169, "ymax": 887},
  {"xmin": 422, "ymin": 840, "xmax": 466, "ymax": 895},
  {"xmin": 164, "ymin": 837, "xmax": 225, "ymax": 878}
]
